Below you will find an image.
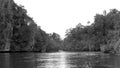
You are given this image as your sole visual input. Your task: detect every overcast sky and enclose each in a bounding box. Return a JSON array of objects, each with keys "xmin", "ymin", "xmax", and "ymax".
[{"xmin": 14, "ymin": 0, "xmax": 120, "ymax": 39}]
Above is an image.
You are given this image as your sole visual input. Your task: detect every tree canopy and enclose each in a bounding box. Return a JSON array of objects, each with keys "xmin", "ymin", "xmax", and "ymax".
[
  {"xmin": 64, "ymin": 9, "xmax": 120, "ymax": 54},
  {"xmin": 0, "ymin": 0, "xmax": 63, "ymax": 52},
  {"xmin": 1, "ymin": 0, "xmax": 120, "ymax": 54}
]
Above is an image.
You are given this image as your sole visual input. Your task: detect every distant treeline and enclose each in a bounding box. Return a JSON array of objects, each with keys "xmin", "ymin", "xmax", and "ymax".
[
  {"xmin": 1, "ymin": 0, "xmax": 120, "ymax": 54},
  {"xmin": 64, "ymin": 9, "xmax": 120, "ymax": 54}
]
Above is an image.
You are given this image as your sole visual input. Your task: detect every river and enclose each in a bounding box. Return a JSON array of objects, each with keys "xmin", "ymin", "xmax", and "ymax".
[{"xmin": 0, "ymin": 52, "xmax": 120, "ymax": 68}]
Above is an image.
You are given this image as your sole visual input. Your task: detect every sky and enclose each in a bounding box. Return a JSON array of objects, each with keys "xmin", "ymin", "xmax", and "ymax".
[{"xmin": 14, "ymin": 0, "xmax": 120, "ymax": 39}]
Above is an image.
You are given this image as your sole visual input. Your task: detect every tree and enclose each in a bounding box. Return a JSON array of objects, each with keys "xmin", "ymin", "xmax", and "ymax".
[{"xmin": 63, "ymin": 9, "xmax": 120, "ymax": 53}]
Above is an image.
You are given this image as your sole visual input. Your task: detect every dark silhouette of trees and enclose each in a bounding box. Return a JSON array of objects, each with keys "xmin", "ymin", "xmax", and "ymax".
[
  {"xmin": 64, "ymin": 9, "xmax": 120, "ymax": 54},
  {"xmin": 1, "ymin": 0, "xmax": 120, "ymax": 54},
  {"xmin": 0, "ymin": 0, "xmax": 63, "ymax": 52}
]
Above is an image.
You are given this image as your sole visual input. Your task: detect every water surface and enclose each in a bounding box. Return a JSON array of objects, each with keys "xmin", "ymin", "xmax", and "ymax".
[{"xmin": 0, "ymin": 52, "xmax": 120, "ymax": 68}]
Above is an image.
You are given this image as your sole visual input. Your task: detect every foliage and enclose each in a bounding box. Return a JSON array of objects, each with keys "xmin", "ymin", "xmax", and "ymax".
[
  {"xmin": 64, "ymin": 9, "xmax": 120, "ymax": 54},
  {"xmin": 2, "ymin": 0, "xmax": 120, "ymax": 54},
  {"xmin": 0, "ymin": 0, "xmax": 63, "ymax": 52}
]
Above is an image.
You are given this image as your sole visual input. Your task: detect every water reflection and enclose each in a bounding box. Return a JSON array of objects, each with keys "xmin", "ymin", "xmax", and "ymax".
[
  {"xmin": 36, "ymin": 52, "xmax": 69, "ymax": 68},
  {"xmin": 10, "ymin": 53, "xmax": 36, "ymax": 68},
  {"xmin": 0, "ymin": 52, "xmax": 120, "ymax": 68},
  {"xmin": 34, "ymin": 52, "xmax": 120, "ymax": 68},
  {"xmin": 0, "ymin": 53, "xmax": 11, "ymax": 68}
]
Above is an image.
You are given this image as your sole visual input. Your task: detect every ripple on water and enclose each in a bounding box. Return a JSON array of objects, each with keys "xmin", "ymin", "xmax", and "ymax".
[
  {"xmin": 4, "ymin": 52, "xmax": 119, "ymax": 68},
  {"xmin": 34, "ymin": 52, "xmax": 104, "ymax": 68}
]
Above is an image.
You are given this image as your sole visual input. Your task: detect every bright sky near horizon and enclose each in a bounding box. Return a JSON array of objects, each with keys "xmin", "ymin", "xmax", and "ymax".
[{"xmin": 14, "ymin": 0, "xmax": 120, "ymax": 39}]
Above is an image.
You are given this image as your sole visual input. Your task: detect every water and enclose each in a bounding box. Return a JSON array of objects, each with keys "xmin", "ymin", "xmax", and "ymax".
[{"xmin": 0, "ymin": 52, "xmax": 120, "ymax": 68}]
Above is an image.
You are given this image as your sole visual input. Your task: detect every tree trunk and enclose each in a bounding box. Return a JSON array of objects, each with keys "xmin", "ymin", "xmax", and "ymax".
[{"xmin": 4, "ymin": 38, "xmax": 10, "ymax": 51}]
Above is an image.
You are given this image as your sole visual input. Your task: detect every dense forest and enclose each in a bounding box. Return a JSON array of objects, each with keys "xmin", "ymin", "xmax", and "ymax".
[
  {"xmin": 0, "ymin": 0, "xmax": 62, "ymax": 52},
  {"xmin": 64, "ymin": 9, "xmax": 120, "ymax": 54},
  {"xmin": 1, "ymin": 0, "xmax": 120, "ymax": 54}
]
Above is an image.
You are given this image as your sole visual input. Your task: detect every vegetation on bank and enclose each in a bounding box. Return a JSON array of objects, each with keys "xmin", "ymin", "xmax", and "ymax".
[
  {"xmin": 0, "ymin": 0, "xmax": 62, "ymax": 52},
  {"xmin": 1, "ymin": 0, "xmax": 120, "ymax": 54},
  {"xmin": 64, "ymin": 9, "xmax": 120, "ymax": 54}
]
